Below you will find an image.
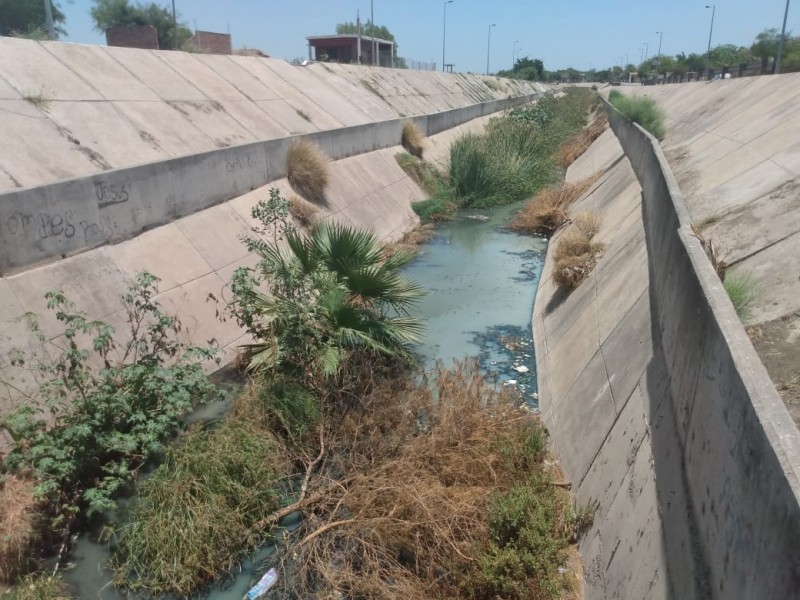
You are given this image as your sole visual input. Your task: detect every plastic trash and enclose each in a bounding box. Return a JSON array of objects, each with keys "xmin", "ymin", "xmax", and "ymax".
[
  {"xmin": 513, "ymin": 365, "xmax": 530, "ymax": 374},
  {"xmin": 244, "ymin": 568, "xmax": 278, "ymax": 600}
]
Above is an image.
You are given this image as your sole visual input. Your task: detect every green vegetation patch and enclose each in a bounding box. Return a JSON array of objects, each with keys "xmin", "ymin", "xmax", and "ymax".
[
  {"xmin": 111, "ymin": 415, "xmax": 286, "ymax": 596},
  {"xmin": 608, "ymin": 90, "xmax": 666, "ymax": 140},
  {"xmin": 404, "ymin": 88, "xmax": 597, "ymax": 221},
  {"xmin": 724, "ymin": 271, "xmax": 759, "ymax": 320}
]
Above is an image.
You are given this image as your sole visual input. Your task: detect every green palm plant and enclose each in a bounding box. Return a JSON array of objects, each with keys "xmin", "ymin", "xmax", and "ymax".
[{"xmin": 230, "ymin": 214, "xmax": 425, "ymax": 382}]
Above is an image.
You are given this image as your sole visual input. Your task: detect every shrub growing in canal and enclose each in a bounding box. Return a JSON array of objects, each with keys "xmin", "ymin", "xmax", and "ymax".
[
  {"xmin": 410, "ymin": 88, "xmax": 598, "ymax": 221},
  {"xmin": 608, "ymin": 91, "xmax": 666, "ymax": 140},
  {"xmin": 229, "ymin": 191, "xmax": 426, "ymax": 389},
  {"xmin": 0, "ymin": 273, "xmax": 218, "ymax": 533}
]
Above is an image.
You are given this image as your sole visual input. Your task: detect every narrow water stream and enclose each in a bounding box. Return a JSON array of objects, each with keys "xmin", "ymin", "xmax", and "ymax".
[{"xmin": 61, "ymin": 202, "xmax": 547, "ymax": 599}]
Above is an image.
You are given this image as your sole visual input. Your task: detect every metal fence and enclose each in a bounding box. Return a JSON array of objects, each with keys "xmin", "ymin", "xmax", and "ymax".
[{"xmin": 411, "ymin": 59, "xmax": 437, "ymax": 71}]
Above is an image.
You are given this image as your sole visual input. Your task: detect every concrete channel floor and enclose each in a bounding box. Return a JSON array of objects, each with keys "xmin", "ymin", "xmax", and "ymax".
[{"xmin": 623, "ymin": 74, "xmax": 800, "ymax": 430}]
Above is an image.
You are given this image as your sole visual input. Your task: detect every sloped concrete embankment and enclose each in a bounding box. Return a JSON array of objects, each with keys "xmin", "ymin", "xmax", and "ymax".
[
  {"xmin": 0, "ymin": 92, "xmax": 538, "ymax": 275},
  {"xmin": 0, "ymin": 110, "xmax": 505, "ymax": 427},
  {"xmin": 534, "ymin": 103, "xmax": 800, "ymax": 598},
  {"xmin": 0, "ymin": 37, "xmax": 542, "ymax": 193}
]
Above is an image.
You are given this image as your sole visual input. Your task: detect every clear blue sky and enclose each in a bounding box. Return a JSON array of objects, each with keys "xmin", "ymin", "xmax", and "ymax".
[{"xmin": 60, "ymin": 0, "xmax": 794, "ymax": 73}]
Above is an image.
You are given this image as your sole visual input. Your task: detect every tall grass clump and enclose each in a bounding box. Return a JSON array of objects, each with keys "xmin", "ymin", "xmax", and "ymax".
[
  {"xmin": 286, "ymin": 139, "xmax": 330, "ymax": 204},
  {"xmin": 724, "ymin": 271, "xmax": 758, "ymax": 320},
  {"xmin": 553, "ymin": 211, "xmax": 605, "ymax": 290},
  {"xmin": 511, "ymin": 172, "xmax": 602, "ymax": 235},
  {"xmin": 111, "ymin": 402, "xmax": 287, "ymax": 596},
  {"xmin": 448, "ymin": 88, "xmax": 596, "ymax": 209},
  {"xmin": 0, "ymin": 477, "xmax": 43, "ymax": 584},
  {"xmin": 395, "ymin": 153, "xmax": 458, "ymax": 222},
  {"xmin": 608, "ymin": 91, "xmax": 666, "ymax": 140},
  {"xmin": 401, "ymin": 121, "xmax": 426, "ymax": 158}
]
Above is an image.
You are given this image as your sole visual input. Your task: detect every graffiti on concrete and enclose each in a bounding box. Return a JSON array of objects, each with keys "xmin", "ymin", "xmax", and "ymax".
[
  {"xmin": 5, "ymin": 210, "xmax": 77, "ymax": 241},
  {"xmin": 224, "ymin": 154, "xmax": 257, "ymax": 173},
  {"xmin": 95, "ymin": 182, "xmax": 130, "ymax": 209}
]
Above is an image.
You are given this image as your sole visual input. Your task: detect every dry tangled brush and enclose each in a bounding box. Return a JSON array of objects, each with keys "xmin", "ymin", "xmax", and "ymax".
[
  {"xmin": 553, "ymin": 211, "xmax": 605, "ymax": 291},
  {"xmin": 555, "ymin": 110, "xmax": 608, "ymax": 168},
  {"xmin": 511, "ymin": 172, "xmax": 602, "ymax": 236},
  {"xmin": 273, "ymin": 362, "xmax": 576, "ymax": 600}
]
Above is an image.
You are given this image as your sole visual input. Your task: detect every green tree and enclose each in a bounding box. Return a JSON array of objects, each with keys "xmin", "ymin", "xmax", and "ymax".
[
  {"xmin": 0, "ymin": 0, "xmax": 66, "ymax": 37},
  {"xmin": 710, "ymin": 43, "xmax": 751, "ymax": 75},
  {"xmin": 751, "ymin": 28, "xmax": 781, "ymax": 73},
  {"xmin": 229, "ymin": 190, "xmax": 424, "ymax": 388},
  {"xmin": 90, "ymin": 0, "xmax": 192, "ymax": 50},
  {"xmin": 336, "ymin": 19, "xmax": 407, "ymax": 67}
]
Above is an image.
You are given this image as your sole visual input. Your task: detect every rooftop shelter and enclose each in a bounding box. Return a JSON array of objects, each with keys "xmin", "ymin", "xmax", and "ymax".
[{"xmin": 307, "ymin": 34, "xmax": 395, "ymax": 67}]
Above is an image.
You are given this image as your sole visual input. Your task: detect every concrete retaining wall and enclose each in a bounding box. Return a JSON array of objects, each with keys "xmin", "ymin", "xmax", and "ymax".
[
  {"xmin": 605, "ymin": 100, "xmax": 800, "ymax": 599},
  {"xmin": 0, "ymin": 94, "xmax": 538, "ymax": 275}
]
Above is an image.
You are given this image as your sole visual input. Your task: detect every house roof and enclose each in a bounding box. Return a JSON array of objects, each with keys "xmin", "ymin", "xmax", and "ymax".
[{"xmin": 306, "ymin": 34, "xmax": 394, "ymax": 45}]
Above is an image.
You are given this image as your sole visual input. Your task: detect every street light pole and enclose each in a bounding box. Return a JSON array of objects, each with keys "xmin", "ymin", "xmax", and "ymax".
[
  {"xmin": 513, "ymin": 39, "xmax": 519, "ymax": 68},
  {"xmin": 486, "ymin": 24, "xmax": 496, "ymax": 75},
  {"xmin": 640, "ymin": 48, "xmax": 644, "ymax": 64},
  {"xmin": 775, "ymin": 0, "xmax": 791, "ymax": 74},
  {"xmin": 442, "ymin": 0, "xmax": 453, "ymax": 72},
  {"xmin": 43, "ymin": 0, "xmax": 55, "ymax": 39},
  {"xmin": 704, "ymin": 4, "xmax": 716, "ymax": 80},
  {"xmin": 643, "ymin": 42, "xmax": 649, "ymax": 62},
  {"xmin": 371, "ymin": 0, "xmax": 377, "ymax": 65}
]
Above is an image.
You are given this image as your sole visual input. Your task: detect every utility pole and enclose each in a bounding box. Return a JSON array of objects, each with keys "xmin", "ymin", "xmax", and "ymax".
[
  {"xmin": 43, "ymin": 0, "xmax": 55, "ymax": 39},
  {"xmin": 486, "ymin": 24, "xmax": 496, "ymax": 75},
  {"xmin": 776, "ymin": 0, "xmax": 791, "ymax": 74},
  {"xmin": 643, "ymin": 42, "xmax": 649, "ymax": 62},
  {"xmin": 171, "ymin": 0, "xmax": 178, "ymax": 50},
  {"xmin": 704, "ymin": 5, "xmax": 716, "ymax": 80},
  {"xmin": 371, "ymin": 0, "xmax": 377, "ymax": 65},
  {"xmin": 442, "ymin": 0, "xmax": 453, "ymax": 72},
  {"xmin": 513, "ymin": 39, "xmax": 519, "ymax": 68},
  {"xmin": 656, "ymin": 31, "xmax": 663, "ymax": 58}
]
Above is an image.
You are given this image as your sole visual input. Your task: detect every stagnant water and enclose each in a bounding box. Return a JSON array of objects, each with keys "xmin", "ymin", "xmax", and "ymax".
[{"xmin": 61, "ymin": 202, "xmax": 547, "ymax": 599}]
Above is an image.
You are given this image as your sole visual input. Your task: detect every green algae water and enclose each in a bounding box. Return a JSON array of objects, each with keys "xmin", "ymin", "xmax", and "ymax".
[
  {"xmin": 60, "ymin": 202, "xmax": 546, "ymax": 599},
  {"xmin": 404, "ymin": 202, "xmax": 546, "ymax": 403}
]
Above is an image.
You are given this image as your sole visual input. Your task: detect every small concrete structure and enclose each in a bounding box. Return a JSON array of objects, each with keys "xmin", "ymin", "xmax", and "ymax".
[{"xmin": 307, "ymin": 34, "xmax": 394, "ymax": 67}]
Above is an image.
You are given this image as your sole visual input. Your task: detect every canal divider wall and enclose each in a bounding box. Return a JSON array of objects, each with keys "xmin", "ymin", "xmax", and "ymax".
[
  {"xmin": 533, "ymin": 99, "xmax": 800, "ymax": 599},
  {"xmin": 0, "ymin": 94, "xmax": 539, "ymax": 275}
]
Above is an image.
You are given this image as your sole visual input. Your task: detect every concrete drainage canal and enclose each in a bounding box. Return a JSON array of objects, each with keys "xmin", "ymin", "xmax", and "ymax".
[{"xmin": 60, "ymin": 201, "xmax": 548, "ymax": 599}]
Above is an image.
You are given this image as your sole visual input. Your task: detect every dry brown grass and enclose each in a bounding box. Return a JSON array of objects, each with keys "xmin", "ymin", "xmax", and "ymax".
[
  {"xmin": 555, "ymin": 111, "xmax": 608, "ymax": 168},
  {"xmin": 286, "ymin": 139, "xmax": 330, "ymax": 204},
  {"xmin": 274, "ymin": 362, "xmax": 578, "ymax": 600},
  {"xmin": 401, "ymin": 121, "xmax": 426, "ymax": 159},
  {"xmin": 382, "ymin": 224, "xmax": 435, "ymax": 258},
  {"xmin": 288, "ymin": 195, "xmax": 320, "ymax": 227},
  {"xmin": 511, "ymin": 172, "xmax": 602, "ymax": 235},
  {"xmin": 0, "ymin": 476, "xmax": 43, "ymax": 584},
  {"xmin": 553, "ymin": 212, "xmax": 605, "ymax": 291},
  {"xmin": 691, "ymin": 223, "xmax": 727, "ymax": 280}
]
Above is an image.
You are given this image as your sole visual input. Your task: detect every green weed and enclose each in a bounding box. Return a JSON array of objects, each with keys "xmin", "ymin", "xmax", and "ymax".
[
  {"xmin": 608, "ymin": 92, "xmax": 666, "ymax": 139},
  {"xmin": 111, "ymin": 417, "xmax": 286, "ymax": 596},
  {"xmin": 6, "ymin": 573, "xmax": 68, "ymax": 600},
  {"xmin": 724, "ymin": 271, "xmax": 759, "ymax": 320}
]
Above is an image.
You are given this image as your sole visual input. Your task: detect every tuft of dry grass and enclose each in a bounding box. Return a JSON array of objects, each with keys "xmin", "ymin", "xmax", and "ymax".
[
  {"xmin": 401, "ymin": 121, "xmax": 426, "ymax": 159},
  {"xmin": 574, "ymin": 211, "xmax": 602, "ymax": 238},
  {"xmin": 286, "ymin": 139, "xmax": 330, "ymax": 204},
  {"xmin": 288, "ymin": 195, "xmax": 320, "ymax": 227},
  {"xmin": 553, "ymin": 212, "xmax": 605, "ymax": 291},
  {"xmin": 555, "ymin": 111, "xmax": 608, "ymax": 168},
  {"xmin": 382, "ymin": 224, "xmax": 435, "ymax": 258},
  {"xmin": 510, "ymin": 172, "xmax": 602, "ymax": 235},
  {"xmin": 0, "ymin": 477, "xmax": 43, "ymax": 584}
]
